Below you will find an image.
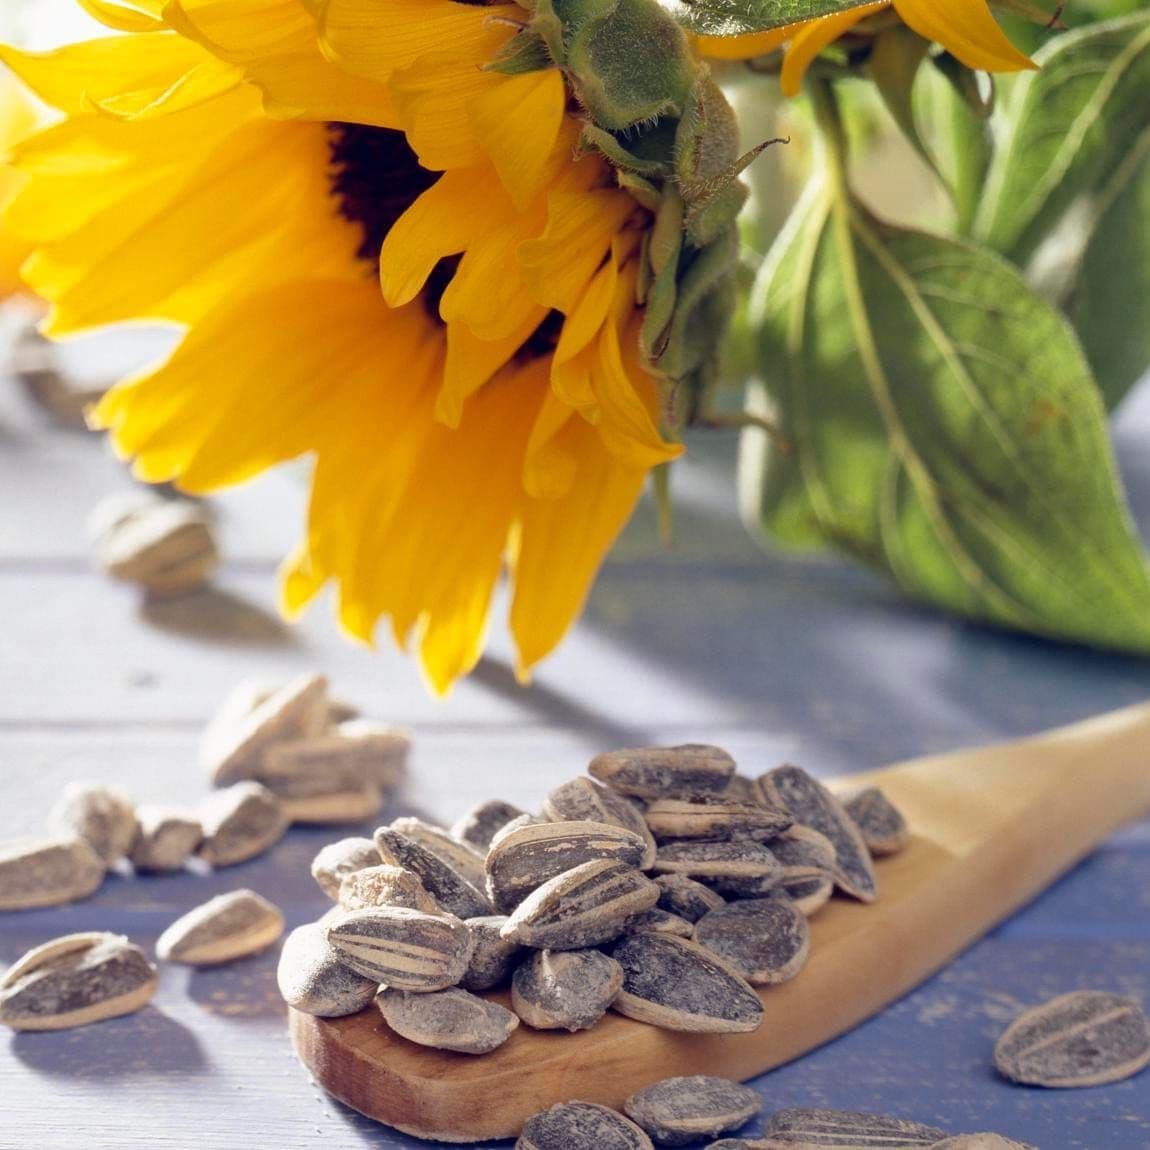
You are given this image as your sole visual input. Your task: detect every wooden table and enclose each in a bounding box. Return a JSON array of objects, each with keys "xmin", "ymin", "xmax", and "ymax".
[{"xmin": 2, "ymin": 332, "xmax": 1148, "ymax": 1148}]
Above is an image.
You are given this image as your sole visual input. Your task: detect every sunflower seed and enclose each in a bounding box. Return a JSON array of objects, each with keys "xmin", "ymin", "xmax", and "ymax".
[
  {"xmin": 723, "ymin": 775, "xmax": 761, "ymax": 804},
  {"xmin": 518, "ymin": 1102, "xmax": 654, "ymax": 1150},
  {"xmin": 511, "ymin": 948, "xmax": 624, "ymax": 1032},
  {"xmin": 129, "ymin": 806, "xmax": 203, "ymax": 872},
  {"xmin": 332, "ymin": 719, "xmax": 410, "ymax": 789},
  {"xmin": 455, "ymin": 915, "xmax": 519, "ymax": 991},
  {"xmin": 374, "ymin": 827, "xmax": 491, "ymax": 919},
  {"xmin": 339, "ymin": 864, "xmax": 441, "ymax": 913},
  {"xmin": 256, "ymin": 744, "xmax": 381, "ymax": 825},
  {"xmin": 0, "ymin": 837, "xmax": 105, "ymax": 910},
  {"xmin": 704, "ymin": 1140, "xmax": 771, "ymax": 1149},
  {"xmin": 390, "ymin": 817, "xmax": 487, "ymax": 891},
  {"xmin": 626, "ymin": 908, "xmax": 695, "ymax": 937},
  {"xmin": 377, "ymin": 986, "xmax": 519, "ymax": 1054},
  {"xmin": 311, "ymin": 836, "xmax": 381, "ymax": 899},
  {"xmin": 769, "ymin": 827, "xmax": 837, "ymax": 916},
  {"xmin": 486, "ymin": 820, "xmax": 648, "ymax": 914},
  {"xmin": 653, "ymin": 874, "xmax": 726, "ymax": 923},
  {"xmin": 931, "ymin": 1137, "xmax": 1036, "ymax": 1149},
  {"xmin": 489, "ymin": 812, "xmax": 549, "ymax": 850},
  {"xmin": 201, "ymin": 673, "xmax": 329, "ymax": 786},
  {"xmin": 157, "ymin": 889, "xmax": 284, "ymax": 966},
  {"xmin": 451, "ymin": 800, "xmax": 526, "ymax": 853},
  {"xmin": 543, "ymin": 778, "xmax": 656, "ymax": 868},
  {"xmin": 693, "ymin": 898, "xmax": 810, "ymax": 986},
  {"xmin": 609, "ymin": 933, "xmax": 763, "ymax": 1034},
  {"xmin": 48, "ymin": 783, "xmax": 137, "ymax": 866},
  {"xmin": 652, "ymin": 841, "xmax": 782, "ymax": 893},
  {"xmin": 589, "ymin": 745, "xmax": 736, "ymax": 800},
  {"xmin": 644, "ymin": 798, "xmax": 792, "ymax": 843},
  {"xmin": 0, "ymin": 932, "xmax": 158, "ymax": 1031},
  {"xmin": 993, "ymin": 990, "xmax": 1150, "ymax": 1088},
  {"xmin": 758, "ymin": 1108, "xmax": 946, "ymax": 1147},
  {"xmin": 624, "ymin": 1076, "xmax": 762, "ymax": 1146},
  {"xmin": 326, "ymin": 906, "xmax": 474, "ymax": 990},
  {"xmin": 757, "ymin": 766, "xmax": 877, "ymax": 903},
  {"xmin": 197, "ymin": 782, "xmax": 289, "ymax": 867},
  {"xmin": 840, "ymin": 786, "xmax": 909, "ymax": 856},
  {"xmin": 277, "ymin": 922, "xmax": 379, "ymax": 1018},
  {"xmin": 501, "ymin": 860, "xmax": 659, "ymax": 950}
]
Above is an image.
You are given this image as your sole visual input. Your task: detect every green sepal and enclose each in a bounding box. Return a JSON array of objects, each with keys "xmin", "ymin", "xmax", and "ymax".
[
  {"xmin": 639, "ymin": 193, "xmax": 685, "ymax": 360},
  {"xmin": 616, "ymin": 169, "xmax": 664, "ymax": 212},
  {"xmin": 484, "ymin": 30, "xmax": 556, "ymax": 76},
  {"xmin": 580, "ymin": 123, "xmax": 673, "ymax": 179},
  {"xmin": 658, "ymin": 0, "xmax": 879, "ymax": 39}
]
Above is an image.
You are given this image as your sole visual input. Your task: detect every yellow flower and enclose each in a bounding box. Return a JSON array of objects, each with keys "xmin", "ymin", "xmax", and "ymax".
[
  {"xmin": 1, "ymin": 0, "xmax": 741, "ymax": 693},
  {"xmin": 0, "ymin": 68, "xmax": 43, "ymax": 300},
  {"xmin": 698, "ymin": 0, "xmax": 1034, "ymax": 96}
]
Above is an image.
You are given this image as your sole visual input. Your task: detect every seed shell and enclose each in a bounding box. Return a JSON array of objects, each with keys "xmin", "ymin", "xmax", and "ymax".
[
  {"xmin": 757, "ymin": 765, "xmax": 877, "ymax": 903},
  {"xmin": 993, "ymin": 990, "xmax": 1150, "ymax": 1088},
  {"xmin": 277, "ymin": 922, "xmax": 379, "ymax": 1018},
  {"xmin": 0, "ymin": 932, "xmax": 158, "ymax": 1031},
  {"xmin": 257, "ymin": 739, "xmax": 382, "ymax": 824},
  {"xmin": 609, "ymin": 933, "xmax": 763, "ymax": 1034},
  {"xmin": 543, "ymin": 777, "xmax": 656, "ymax": 868},
  {"xmin": 652, "ymin": 840, "xmax": 782, "ymax": 889},
  {"xmin": 624, "ymin": 1076, "xmax": 762, "ymax": 1146},
  {"xmin": 451, "ymin": 800, "xmax": 526, "ymax": 852},
  {"xmin": 770, "ymin": 827, "xmax": 837, "ymax": 916},
  {"xmin": 758, "ymin": 1108, "xmax": 946, "ymax": 1147},
  {"xmin": 377, "ymin": 986, "xmax": 519, "ymax": 1054},
  {"xmin": 157, "ymin": 889, "xmax": 285, "ymax": 966},
  {"xmin": 311, "ymin": 836, "xmax": 382, "ymax": 899},
  {"xmin": 390, "ymin": 817, "xmax": 487, "ymax": 891},
  {"xmin": 48, "ymin": 783, "xmax": 138, "ymax": 866},
  {"xmin": 375, "ymin": 827, "xmax": 492, "ymax": 919},
  {"xmin": 339, "ymin": 864, "xmax": 440, "ymax": 913},
  {"xmin": 0, "ymin": 837, "xmax": 105, "ymax": 910},
  {"xmin": 932, "ymin": 1138, "xmax": 1036, "ymax": 1149},
  {"xmin": 129, "ymin": 806, "xmax": 203, "ymax": 872},
  {"xmin": 460, "ymin": 916, "xmax": 522, "ymax": 992},
  {"xmin": 511, "ymin": 948, "xmax": 624, "ymax": 1032},
  {"xmin": 840, "ymin": 786, "xmax": 909, "ymax": 856},
  {"xmin": 589, "ymin": 745, "xmax": 736, "ymax": 800},
  {"xmin": 693, "ymin": 899, "xmax": 811, "ymax": 986},
  {"xmin": 626, "ymin": 908, "xmax": 695, "ymax": 937},
  {"xmin": 723, "ymin": 775, "xmax": 761, "ymax": 804},
  {"xmin": 644, "ymin": 798, "xmax": 792, "ymax": 843},
  {"xmin": 331, "ymin": 719, "xmax": 411, "ymax": 789},
  {"xmin": 653, "ymin": 874, "xmax": 726, "ymax": 923},
  {"xmin": 518, "ymin": 1102, "xmax": 655, "ymax": 1150},
  {"xmin": 197, "ymin": 782, "xmax": 289, "ymax": 867}
]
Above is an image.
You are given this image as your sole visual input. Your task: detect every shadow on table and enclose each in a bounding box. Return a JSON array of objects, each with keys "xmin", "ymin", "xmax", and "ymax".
[
  {"xmin": 185, "ymin": 948, "xmax": 287, "ymax": 1022},
  {"xmin": 139, "ymin": 585, "xmax": 295, "ymax": 648}
]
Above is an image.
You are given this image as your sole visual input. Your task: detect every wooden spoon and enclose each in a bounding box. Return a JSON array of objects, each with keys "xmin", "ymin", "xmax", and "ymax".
[{"xmin": 290, "ymin": 701, "xmax": 1150, "ymax": 1142}]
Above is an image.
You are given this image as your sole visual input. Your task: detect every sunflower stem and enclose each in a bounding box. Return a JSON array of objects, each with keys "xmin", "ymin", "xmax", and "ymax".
[{"xmin": 808, "ymin": 75, "xmax": 851, "ymax": 200}]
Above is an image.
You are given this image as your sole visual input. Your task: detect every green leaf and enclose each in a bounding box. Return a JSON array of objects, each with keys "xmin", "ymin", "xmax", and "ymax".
[
  {"xmin": 977, "ymin": 11, "xmax": 1150, "ymax": 262},
  {"xmin": 740, "ymin": 182, "xmax": 1150, "ymax": 653},
  {"xmin": 656, "ymin": 0, "xmax": 875, "ymax": 39}
]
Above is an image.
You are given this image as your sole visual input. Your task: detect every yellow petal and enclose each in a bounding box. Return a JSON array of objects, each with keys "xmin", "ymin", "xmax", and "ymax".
[
  {"xmin": 780, "ymin": 4, "xmax": 883, "ymax": 97},
  {"xmin": 76, "ymin": 0, "xmax": 164, "ymax": 32},
  {"xmin": 895, "ymin": 0, "xmax": 1034, "ymax": 72},
  {"xmin": 523, "ymin": 388, "xmax": 578, "ymax": 500},
  {"xmin": 162, "ymin": 0, "xmax": 314, "ymax": 64},
  {"xmin": 694, "ymin": 27, "xmax": 793, "ymax": 61}
]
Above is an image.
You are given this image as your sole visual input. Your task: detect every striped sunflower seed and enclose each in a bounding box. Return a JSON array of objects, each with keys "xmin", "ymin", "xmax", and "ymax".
[
  {"xmin": 542, "ymin": 778, "xmax": 656, "ymax": 868},
  {"xmin": 197, "ymin": 782, "xmax": 289, "ymax": 867},
  {"xmin": 625, "ymin": 908, "xmax": 695, "ymax": 937},
  {"xmin": 339, "ymin": 865, "xmax": 440, "ymax": 913},
  {"xmin": 723, "ymin": 775, "xmax": 761, "ymax": 804},
  {"xmin": 311, "ymin": 836, "xmax": 382, "ymax": 899},
  {"xmin": 769, "ymin": 827, "xmax": 837, "ymax": 917},
  {"xmin": 609, "ymin": 933, "xmax": 763, "ymax": 1034},
  {"xmin": 129, "ymin": 806, "xmax": 203, "ymax": 872},
  {"xmin": 331, "ymin": 719, "xmax": 410, "ymax": 790},
  {"xmin": 0, "ymin": 932, "xmax": 158, "ymax": 1031},
  {"xmin": 377, "ymin": 986, "xmax": 519, "ymax": 1054},
  {"xmin": 256, "ymin": 743, "xmax": 381, "ymax": 825},
  {"xmin": 644, "ymin": 798, "xmax": 792, "ymax": 843},
  {"xmin": 390, "ymin": 817, "xmax": 487, "ymax": 891},
  {"xmin": 0, "ymin": 837, "xmax": 105, "ymax": 911},
  {"xmin": 460, "ymin": 916, "xmax": 522, "ymax": 992},
  {"xmin": 48, "ymin": 782, "xmax": 137, "ymax": 866},
  {"xmin": 624, "ymin": 1076, "xmax": 762, "ymax": 1146},
  {"xmin": 589, "ymin": 745, "xmax": 736, "ymax": 800},
  {"xmin": 518, "ymin": 1102, "xmax": 654, "ymax": 1150},
  {"xmin": 653, "ymin": 874, "xmax": 726, "ymax": 923},
  {"xmin": 489, "ymin": 813, "xmax": 549, "ymax": 850},
  {"xmin": 693, "ymin": 898, "xmax": 810, "ymax": 986},
  {"xmin": 932, "ymin": 1137, "xmax": 1036, "ymax": 1149},
  {"xmin": 501, "ymin": 860, "xmax": 659, "ymax": 950},
  {"xmin": 840, "ymin": 786, "xmax": 909, "ymax": 856},
  {"xmin": 451, "ymin": 800, "xmax": 526, "ymax": 853},
  {"xmin": 511, "ymin": 948, "xmax": 624, "ymax": 1032},
  {"xmin": 156, "ymin": 889, "xmax": 285, "ymax": 966},
  {"xmin": 757, "ymin": 766, "xmax": 877, "ymax": 903},
  {"xmin": 651, "ymin": 841, "xmax": 782, "ymax": 892},
  {"xmin": 325, "ymin": 906, "xmax": 474, "ymax": 990},
  {"xmin": 758, "ymin": 1108, "xmax": 945, "ymax": 1147},
  {"xmin": 277, "ymin": 922, "xmax": 379, "ymax": 1018},
  {"xmin": 704, "ymin": 1140, "xmax": 771, "ymax": 1149},
  {"xmin": 374, "ymin": 827, "xmax": 491, "ymax": 919},
  {"xmin": 993, "ymin": 990, "xmax": 1150, "ymax": 1088},
  {"xmin": 486, "ymin": 820, "xmax": 647, "ymax": 914}
]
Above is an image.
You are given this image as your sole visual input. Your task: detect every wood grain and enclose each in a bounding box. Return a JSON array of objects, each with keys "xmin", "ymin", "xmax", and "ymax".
[{"xmin": 291, "ymin": 701, "xmax": 1150, "ymax": 1141}]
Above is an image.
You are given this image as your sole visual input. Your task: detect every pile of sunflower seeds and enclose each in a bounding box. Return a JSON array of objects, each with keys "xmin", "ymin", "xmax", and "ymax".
[{"xmin": 281, "ymin": 745, "xmax": 909, "ymax": 1053}]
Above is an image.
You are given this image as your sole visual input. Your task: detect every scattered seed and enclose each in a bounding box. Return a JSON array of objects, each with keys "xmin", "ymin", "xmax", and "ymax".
[
  {"xmin": 501, "ymin": 860, "xmax": 660, "ymax": 950},
  {"xmin": 0, "ymin": 932, "xmax": 158, "ymax": 1031},
  {"xmin": 993, "ymin": 990, "xmax": 1150, "ymax": 1088},
  {"xmin": 624, "ymin": 1076, "xmax": 762, "ymax": 1146},
  {"xmin": 543, "ymin": 778, "xmax": 656, "ymax": 868},
  {"xmin": 451, "ymin": 800, "xmax": 526, "ymax": 853},
  {"xmin": 0, "ymin": 837, "xmax": 105, "ymax": 911},
  {"xmin": 129, "ymin": 806, "xmax": 203, "ymax": 873},
  {"xmin": 377, "ymin": 986, "xmax": 519, "ymax": 1055},
  {"xmin": 375, "ymin": 826, "xmax": 491, "ymax": 919},
  {"xmin": 609, "ymin": 933, "xmax": 763, "ymax": 1034},
  {"xmin": 723, "ymin": 776, "xmax": 761, "ymax": 804},
  {"xmin": 459, "ymin": 915, "xmax": 522, "ymax": 992},
  {"xmin": 693, "ymin": 898, "xmax": 810, "ymax": 986},
  {"xmin": 339, "ymin": 864, "xmax": 441, "ymax": 913},
  {"xmin": 757, "ymin": 766, "xmax": 877, "ymax": 903},
  {"xmin": 197, "ymin": 782, "xmax": 289, "ymax": 868},
  {"xmin": 931, "ymin": 1137, "xmax": 1036, "ymax": 1149},
  {"xmin": 512, "ymin": 947, "xmax": 624, "ymax": 1032},
  {"xmin": 758, "ymin": 1108, "xmax": 946, "ymax": 1147},
  {"xmin": 518, "ymin": 1102, "xmax": 654, "ymax": 1150},
  {"xmin": 589, "ymin": 745, "xmax": 736, "ymax": 800},
  {"xmin": 653, "ymin": 874, "xmax": 726, "ymax": 923},
  {"xmin": 331, "ymin": 719, "xmax": 410, "ymax": 789},
  {"xmin": 390, "ymin": 817, "xmax": 487, "ymax": 891},
  {"xmin": 156, "ymin": 889, "xmax": 284, "ymax": 966},
  {"xmin": 485, "ymin": 820, "xmax": 648, "ymax": 914},
  {"xmin": 310, "ymin": 836, "xmax": 381, "ymax": 900},
  {"xmin": 626, "ymin": 908, "xmax": 695, "ymax": 937},
  {"xmin": 644, "ymin": 798, "xmax": 792, "ymax": 843},
  {"xmin": 652, "ymin": 841, "xmax": 782, "ymax": 893},
  {"xmin": 48, "ymin": 782, "xmax": 137, "ymax": 866},
  {"xmin": 840, "ymin": 786, "xmax": 909, "ymax": 856},
  {"xmin": 256, "ymin": 742, "xmax": 381, "ymax": 825},
  {"xmin": 325, "ymin": 906, "xmax": 474, "ymax": 990},
  {"xmin": 277, "ymin": 922, "xmax": 379, "ymax": 1018}
]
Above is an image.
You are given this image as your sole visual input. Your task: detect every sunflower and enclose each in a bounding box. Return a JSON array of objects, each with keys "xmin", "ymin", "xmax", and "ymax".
[
  {"xmin": 2, "ymin": 0, "xmax": 751, "ymax": 692},
  {"xmin": 697, "ymin": 0, "xmax": 1034, "ymax": 96},
  {"xmin": 0, "ymin": 68, "xmax": 43, "ymax": 300}
]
